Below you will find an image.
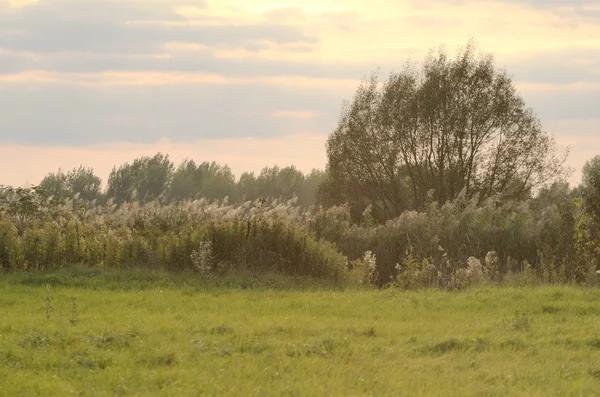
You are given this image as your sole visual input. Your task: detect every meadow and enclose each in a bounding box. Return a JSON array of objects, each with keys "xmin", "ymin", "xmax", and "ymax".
[{"xmin": 1, "ymin": 268, "xmax": 600, "ymax": 396}]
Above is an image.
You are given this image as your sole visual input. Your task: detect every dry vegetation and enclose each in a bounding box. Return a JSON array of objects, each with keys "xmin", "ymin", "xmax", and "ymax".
[{"xmin": 0, "ymin": 183, "xmax": 597, "ymax": 290}]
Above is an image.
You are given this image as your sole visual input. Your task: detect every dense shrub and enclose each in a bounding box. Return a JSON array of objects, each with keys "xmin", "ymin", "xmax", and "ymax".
[
  {"xmin": 0, "ymin": 185, "xmax": 597, "ymax": 288},
  {"xmin": 326, "ymin": 194, "xmax": 590, "ymax": 287},
  {"xmin": 0, "ymin": 192, "xmax": 347, "ymax": 281}
]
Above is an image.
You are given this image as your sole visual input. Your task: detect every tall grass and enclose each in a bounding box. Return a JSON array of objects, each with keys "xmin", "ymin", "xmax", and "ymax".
[
  {"xmin": 0, "ymin": 194, "xmax": 347, "ymax": 281},
  {"xmin": 0, "ymin": 187, "xmax": 597, "ymax": 289}
]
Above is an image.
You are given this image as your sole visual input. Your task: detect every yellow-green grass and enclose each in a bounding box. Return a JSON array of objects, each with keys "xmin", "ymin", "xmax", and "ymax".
[{"xmin": 1, "ymin": 269, "xmax": 600, "ymax": 396}]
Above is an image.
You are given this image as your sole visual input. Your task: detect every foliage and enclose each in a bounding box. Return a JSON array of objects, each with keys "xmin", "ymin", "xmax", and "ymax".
[
  {"xmin": 582, "ymin": 155, "xmax": 600, "ymax": 226},
  {"xmin": 0, "ymin": 185, "xmax": 64, "ymax": 237},
  {"xmin": 40, "ymin": 156, "xmax": 325, "ymax": 208},
  {"xmin": 195, "ymin": 161, "xmax": 237, "ymax": 201},
  {"xmin": 573, "ymin": 205, "xmax": 600, "ymax": 284},
  {"xmin": 0, "ymin": 193, "xmax": 348, "ymax": 281},
  {"xmin": 347, "ymin": 250, "xmax": 377, "ymax": 286},
  {"xmin": 106, "ymin": 152, "xmax": 174, "ymax": 204},
  {"xmin": 0, "ymin": 177, "xmax": 596, "ymax": 289},
  {"xmin": 168, "ymin": 159, "xmax": 205, "ymax": 201},
  {"xmin": 235, "ymin": 166, "xmax": 325, "ymax": 208},
  {"xmin": 168, "ymin": 159, "xmax": 239, "ymax": 202},
  {"xmin": 324, "ymin": 40, "xmax": 569, "ymax": 221},
  {"xmin": 190, "ymin": 240, "xmax": 214, "ymax": 277},
  {"xmin": 1, "ymin": 171, "xmax": 598, "ymax": 289},
  {"xmin": 39, "ymin": 166, "xmax": 102, "ymax": 203},
  {"xmin": 329, "ymin": 192, "xmax": 589, "ymax": 287}
]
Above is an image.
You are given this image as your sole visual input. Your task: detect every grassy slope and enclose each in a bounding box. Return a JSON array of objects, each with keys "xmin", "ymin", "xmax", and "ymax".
[{"xmin": 1, "ymin": 269, "xmax": 600, "ymax": 396}]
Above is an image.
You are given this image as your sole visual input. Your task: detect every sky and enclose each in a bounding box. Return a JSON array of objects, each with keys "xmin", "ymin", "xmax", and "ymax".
[{"xmin": 0, "ymin": 0, "xmax": 599, "ymax": 188}]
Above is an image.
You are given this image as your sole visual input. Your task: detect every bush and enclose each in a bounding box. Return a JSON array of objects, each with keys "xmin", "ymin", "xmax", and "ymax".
[
  {"xmin": 0, "ymin": 184, "xmax": 596, "ymax": 288},
  {"xmin": 0, "ymin": 193, "xmax": 348, "ymax": 281}
]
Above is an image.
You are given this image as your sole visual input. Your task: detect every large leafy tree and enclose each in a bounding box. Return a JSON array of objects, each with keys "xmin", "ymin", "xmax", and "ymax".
[
  {"xmin": 168, "ymin": 160, "xmax": 237, "ymax": 202},
  {"xmin": 235, "ymin": 167, "xmax": 324, "ymax": 206},
  {"xmin": 107, "ymin": 153, "xmax": 174, "ymax": 204},
  {"xmin": 197, "ymin": 161, "xmax": 237, "ymax": 201},
  {"xmin": 324, "ymin": 41, "xmax": 569, "ymax": 220},
  {"xmin": 39, "ymin": 166, "xmax": 102, "ymax": 202},
  {"xmin": 169, "ymin": 159, "xmax": 204, "ymax": 201},
  {"xmin": 297, "ymin": 169, "xmax": 325, "ymax": 207},
  {"xmin": 237, "ymin": 171, "xmax": 258, "ymax": 202},
  {"xmin": 582, "ymin": 155, "xmax": 600, "ymax": 224},
  {"xmin": 255, "ymin": 166, "xmax": 304, "ymax": 201}
]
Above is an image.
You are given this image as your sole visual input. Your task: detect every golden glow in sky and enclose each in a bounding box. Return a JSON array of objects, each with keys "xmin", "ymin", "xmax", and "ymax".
[{"xmin": 0, "ymin": 0, "xmax": 599, "ymax": 186}]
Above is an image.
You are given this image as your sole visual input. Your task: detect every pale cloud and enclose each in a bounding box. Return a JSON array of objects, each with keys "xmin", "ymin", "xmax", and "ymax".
[
  {"xmin": 0, "ymin": 80, "xmax": 343, "ymax": 145},
  {"xmin": 516, "ymin": 86, "xmax": 600, "ymax": 122},
  {"xmin": 0, "ymin": 70, "xmax": 360, "ymax": 91},
  {"xmin": 4, "ymin": 0, "xmax": 599, "ymax": 66},
  {"xmin": 0, "ymin": 0, "xmax": 38, "ymax": 9},
  {"xmin": 272, "ymin": 111, "xmax": 318, "ymax": 120},
  {"xmin": 160, "ymin": 40, "xmax": 316, "ymax": 62},
  {"xmin": 550, "ymin": 119, "xmax": 600, "ymax": 186},
  {"xmin": 1, "ymin": 0, "xmax": 599, "ymax": 187},
  {"xmin": 193, "ymin": 0, "xmax": 600, "ymax": 64},
  {"xmin": 0, "ymin": 1, "xmax": 315, "ymax": 54},
  {"xmin": 2, "ymin": 0, "xmax": 600, "ymax": 82},
  {"xmin": 515, "ymin": 81, "xmax": 600, "ymax": 93}
]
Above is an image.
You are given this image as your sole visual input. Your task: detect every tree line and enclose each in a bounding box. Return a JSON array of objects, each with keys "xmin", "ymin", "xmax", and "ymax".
[{"xmin": 32, "ymin": 159, "xmax": 326, "ymax": 208}]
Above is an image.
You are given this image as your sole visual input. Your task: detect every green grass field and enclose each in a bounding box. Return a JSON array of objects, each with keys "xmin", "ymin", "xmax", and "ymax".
[{"xmin": 1, "ymin": 269, "xmax": 600, "ymax": 396}]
